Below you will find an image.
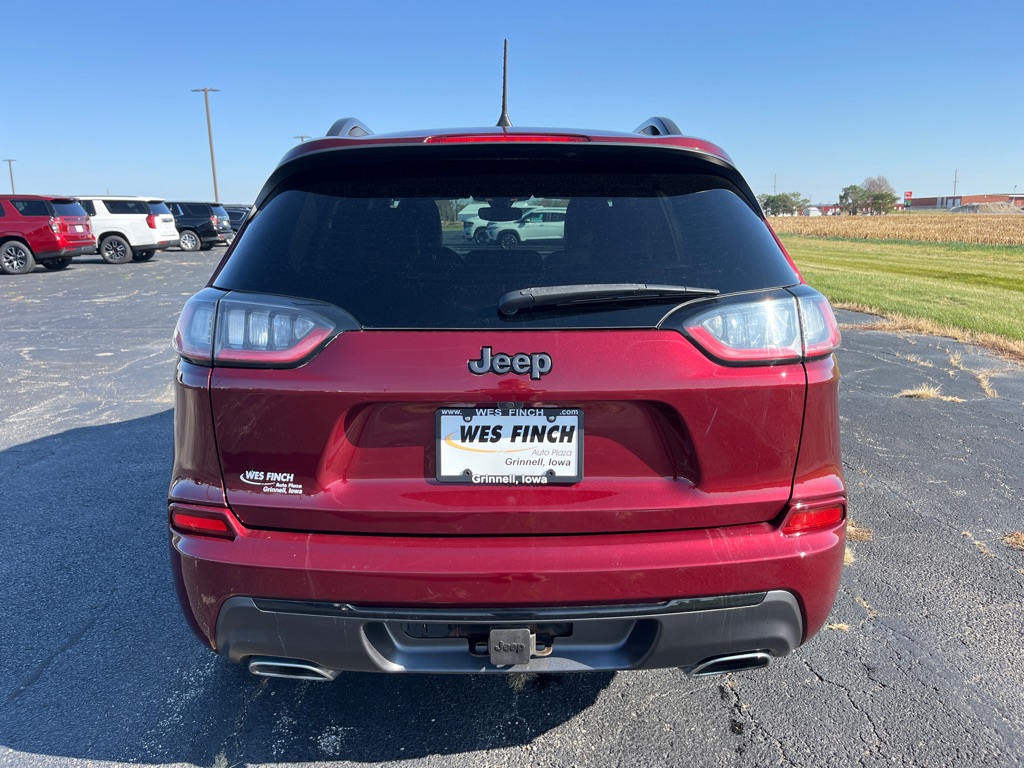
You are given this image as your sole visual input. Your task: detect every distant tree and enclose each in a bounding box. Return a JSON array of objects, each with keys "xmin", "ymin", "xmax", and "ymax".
[
  {"xmin": 758, "ymin": 192, "xmax": 810, "ymax": 216},
  {"xmin": 861, "ymin": 176, "xmax": 898, "ymax": 214},
  {"xmin": 839, "ymin": 185, "xmax": 868, "ymax": 215},
  {"xmin": 435, "ymin": 200, "xmax": 459, "ymax": 222},
  {"xmin": 862, "ymin": 176, "xmax": 895, "ymax": 196}
]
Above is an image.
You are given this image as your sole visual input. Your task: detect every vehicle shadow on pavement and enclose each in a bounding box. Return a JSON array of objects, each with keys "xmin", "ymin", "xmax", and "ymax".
[{"xmin": 0, "ymin": 411, "xmax": 612, "ymax": 765}]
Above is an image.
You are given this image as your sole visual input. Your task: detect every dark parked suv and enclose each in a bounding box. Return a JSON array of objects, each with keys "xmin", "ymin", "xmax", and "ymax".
[
  {"xmin": 165, "ymin": 201, "xmax": 233, "ymax": 251},
  {"xmin": 0, "ymin": 195, "xmax": 96, "ymax": 274},
  {"xmin": 170, "ymin": 116, "xmax": 846, "ymax": 681}
]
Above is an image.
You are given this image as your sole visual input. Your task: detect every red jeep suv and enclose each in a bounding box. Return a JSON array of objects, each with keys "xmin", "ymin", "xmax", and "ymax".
[
  {"xmin": 170, "ymin": 116, "xmax": 846, "ymax": 680},
  {"xmin": 0, "ymin": 195, "xmax": 96, "ymax": 274}
]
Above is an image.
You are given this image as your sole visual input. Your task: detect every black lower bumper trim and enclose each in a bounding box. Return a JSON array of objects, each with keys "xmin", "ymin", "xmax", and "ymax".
[{"xmin": 217, "ymin": 591, "xmax": 803, "ymax": 674}]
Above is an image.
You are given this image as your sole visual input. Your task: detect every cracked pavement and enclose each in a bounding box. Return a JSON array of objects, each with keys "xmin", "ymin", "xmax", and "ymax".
[{"xmin": 1, "ymin": 253, "xmax": 1022, "ymax": 767}]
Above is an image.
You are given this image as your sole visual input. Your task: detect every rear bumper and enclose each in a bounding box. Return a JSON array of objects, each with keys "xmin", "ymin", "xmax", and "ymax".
[
  {"xmin": 36, "ymin": 243, "xmax": 96, "ymax": 260},
  {"xmin": 215, "ymin": 590, "xmax": 803, "ymax": 673},
  {"xmin": 170, "ymin": 516, "xmax": 845, "ymax": 672}
]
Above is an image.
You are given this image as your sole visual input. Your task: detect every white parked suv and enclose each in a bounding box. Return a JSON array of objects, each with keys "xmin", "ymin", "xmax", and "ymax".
[
  {"xmin": 78, "ymin": 196, "xmax": 179, "ymax": 263},
  {"xmin": 486, "ymin": 206, "xmax": 567, "ymax": 249},
  {"xmin": 461, "ymin": 202, "xmax": 535, "ymax": 244}
]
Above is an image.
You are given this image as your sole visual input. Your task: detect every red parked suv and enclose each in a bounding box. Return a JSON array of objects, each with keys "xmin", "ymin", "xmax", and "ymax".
[
  {"xmin": 0, "ymin": 195, "xmax": 96, "ymax": 274},
  {"xmin": 170, "ymin": 116, "xmax": 846, "ymax": 681}
]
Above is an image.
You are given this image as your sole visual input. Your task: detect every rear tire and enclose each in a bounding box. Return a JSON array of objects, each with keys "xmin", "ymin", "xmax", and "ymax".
[
  {"xmin": 42, "ymin": 258, "xmax": 72, "ymax": 271},
  {"xmin": 179, "ymin": 230, "xmax": 201, "ymax": 252},
  {"xmin": 100, "ymin": 235, "xmax": 133, "ymax": 264},
  {"xmin": 498, "ymin": 232, "xmax": 520, "ymax": 250},
  {"xmin": 0, "ymin": 240, "xmax": 36, "ymax": 275},
  {"xmin": 132, "ymin": 250, "xmax": 155, "ymax": 262}
]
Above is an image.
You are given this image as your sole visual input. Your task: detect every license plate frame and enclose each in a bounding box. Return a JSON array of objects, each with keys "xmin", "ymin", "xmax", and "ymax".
[{"xmin": 436, "ymin": 406, "xmax": 583, "ymax": 485}]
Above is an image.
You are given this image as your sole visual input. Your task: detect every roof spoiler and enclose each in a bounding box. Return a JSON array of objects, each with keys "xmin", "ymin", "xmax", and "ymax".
[
  {"xmin": 633, "ymin": 117, "xmax": 682, "ymax": 136},
  {"xmin": 326, "ymin": 118, "xmax": 373, "ymax": 138}
]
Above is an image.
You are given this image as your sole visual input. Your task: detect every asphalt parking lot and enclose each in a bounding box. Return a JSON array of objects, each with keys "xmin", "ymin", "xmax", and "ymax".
[{"xmin": 2, "ymin": 250, "xmax": 1023, "ymax": 767}]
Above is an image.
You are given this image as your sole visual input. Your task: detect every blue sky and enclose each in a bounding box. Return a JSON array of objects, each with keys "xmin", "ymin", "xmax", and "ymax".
[{"xmin": 4, "ymin": 0, "xmax": 1022, "ymax": 204}]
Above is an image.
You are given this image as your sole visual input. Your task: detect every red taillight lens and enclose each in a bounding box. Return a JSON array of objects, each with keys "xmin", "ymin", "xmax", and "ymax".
[
  {"xmin": 169, "ymin": 504, "xmax": 236, "ymax": 539},
  {"xmin": 173, "ymin": 289, "xmax": 346, "ymax": 368},
  {"xmin": 425, "ymin": 134, "xmax": 589, "ymax": 144},
  {"xmin": 210, "ymin": 215, "xmax": 218, "ymax": 226},
  {"xmin": 146, "ymin": 214, "xmax": 157, "ymax": 229},
  {"xmin": 781, "ymin": 504, "xmax": 845, "ymax": 536},
  {"xmin": 49, "ymin": 216, "xmax": 61, "ymax": 234},
  {"xmin": 682, "ymin": 289, "xmax": 840, "ymax": 365}
]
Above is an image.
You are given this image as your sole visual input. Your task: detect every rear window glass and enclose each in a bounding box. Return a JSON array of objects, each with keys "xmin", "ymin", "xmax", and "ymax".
[
  {"xmin": 149, "ymin": 201, "xmax": 171, "ymax": 215},
  {"xmin": 105, "ymin": 200, "xmax": 148, "ymax": 215},
  {"xmin": 212, "ymin": 205, "xmax": 230, "ymax": 219},
  {"xmin": 215, "ymin": 157, "xmax": 798, "ymax": 329},
  {"xmin": 53, "ymin": 202, "xmax": 87, "ymax": 218},
  {"xmin": 12, "ymin": 200, "xmax": 50, "ymax": 217}
]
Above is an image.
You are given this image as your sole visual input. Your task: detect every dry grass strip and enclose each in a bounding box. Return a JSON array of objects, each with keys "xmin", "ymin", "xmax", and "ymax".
[
  {"xmin": 1002, "ymin": 532, "xmax": 1024, "ymax": 552},
  {"xmin": 836, "ymin": 304, "xmax": 1024, "ymax": 364},
  {"xmin": 897, "ymin": 385, "xmax": 965, "ymax": 403},
  {"xmin": 847, "ymin": 520, "xmax": 874, "ymax": 542}
]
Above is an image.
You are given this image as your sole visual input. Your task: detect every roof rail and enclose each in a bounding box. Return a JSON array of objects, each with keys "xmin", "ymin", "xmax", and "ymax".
[
  {"xmin": 326, "ymin": 118, "xmax": 373, "ymax": 138},
  {"xmin": 633, "ymin": 117, "xmax": 682, "ymax": 136}
]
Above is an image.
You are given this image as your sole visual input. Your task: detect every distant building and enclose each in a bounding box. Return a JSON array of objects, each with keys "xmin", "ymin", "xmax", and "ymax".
[{"xmin": 909, "ymin": 194, "xmax": 1023, "ymax": 209}]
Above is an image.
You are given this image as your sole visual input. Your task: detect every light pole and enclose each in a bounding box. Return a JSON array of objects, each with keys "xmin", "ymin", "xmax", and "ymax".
[
  {"xmin": 293, "ymin": 135, "xmax": 310, "ymax": 143},
  {"xmin": 191, "ymin": 88, "xmax": 220, "ymax": 201},
  {"xmin": 3, "ymin": 159, "xmax": 14, "ymax": 193}
]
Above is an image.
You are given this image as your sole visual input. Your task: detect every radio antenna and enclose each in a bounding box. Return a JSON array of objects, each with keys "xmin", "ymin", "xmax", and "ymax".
[{"xmin": 496, "ymin": 39, "xmax": 512, "ymax": 128}]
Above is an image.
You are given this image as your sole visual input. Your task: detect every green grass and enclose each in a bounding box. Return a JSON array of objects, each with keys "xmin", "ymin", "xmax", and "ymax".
[{"xmin": 780, "ymin": 235, "xmax": 1024, "ymax": 342}]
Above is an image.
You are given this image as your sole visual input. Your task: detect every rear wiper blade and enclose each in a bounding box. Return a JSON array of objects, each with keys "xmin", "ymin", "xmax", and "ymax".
[{"xmin": 498, "ymin": 283, "xmax": 719, "ymax": 316}]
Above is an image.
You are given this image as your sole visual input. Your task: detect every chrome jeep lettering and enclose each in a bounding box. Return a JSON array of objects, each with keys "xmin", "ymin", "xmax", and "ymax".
[{"xmin": 468, "ymin": 347, "xmax": 553, "ymax": 380}]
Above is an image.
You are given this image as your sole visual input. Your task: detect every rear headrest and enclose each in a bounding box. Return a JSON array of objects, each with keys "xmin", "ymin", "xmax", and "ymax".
[{"xmin": 386, "ymin": 199, "xmax": 441, "ymax": 262}]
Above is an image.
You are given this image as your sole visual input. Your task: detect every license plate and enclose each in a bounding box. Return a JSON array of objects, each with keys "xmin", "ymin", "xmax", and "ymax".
[
  {"xmin": 74, "ymin": 225, "xmax": 84, "ymax": 232},
  {"xmin": 436, "ymin": 406, "xmax": 583, "ymax": 485}
]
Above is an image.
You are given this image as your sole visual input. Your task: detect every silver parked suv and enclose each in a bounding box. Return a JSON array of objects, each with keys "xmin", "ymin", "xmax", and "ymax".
[
  {"xmin": 486, "ymin": 206, "xmax": 567, "ymax": 249},
  {"xmin": 78, "ymin": 196, "xmax": 179, "ymax": 263}
]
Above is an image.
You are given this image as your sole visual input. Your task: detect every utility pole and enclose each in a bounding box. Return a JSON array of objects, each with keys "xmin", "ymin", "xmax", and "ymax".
[
  {"xmin": 191, "ymin": 88, "xmax": 220, "ymax": 201},
  {"xmin": 773, "ymin": 174, "xmax": 777, "ymax": 194},
  {"xmin": 293, "ymin": 135, "xmax": 310, "ymax": 143},
  {"xmin": 952, "ymin": 168, "xmax": 958, "ymax": 199},
  {"xmin": 2, "ymin": 159, "xmax": 14, "ymax": 193}
]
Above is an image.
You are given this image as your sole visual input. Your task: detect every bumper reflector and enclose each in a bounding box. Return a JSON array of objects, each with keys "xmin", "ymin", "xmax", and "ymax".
[{"xmin": 782, "ymin": 504, "xmax": 845, "ymax": 536}]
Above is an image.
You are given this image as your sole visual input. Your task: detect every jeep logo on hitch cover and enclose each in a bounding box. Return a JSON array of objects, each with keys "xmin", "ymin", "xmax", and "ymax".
[{"xmin": 468, "ymin": 346, "xmax": 552, "ymax": 380}]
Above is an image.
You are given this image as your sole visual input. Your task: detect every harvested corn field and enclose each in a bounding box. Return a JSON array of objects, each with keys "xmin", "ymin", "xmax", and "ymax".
[{"xmin": 768, "ymin": 213, "xmax": 1024, "ymax": 246}]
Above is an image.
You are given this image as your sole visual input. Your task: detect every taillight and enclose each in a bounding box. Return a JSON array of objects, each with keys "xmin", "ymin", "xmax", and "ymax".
[
  {"xmin": 173, "ymin": 289, "xmax": 219, "ymax": 364},
  {"xmin": 146, "ymin": 214, "xmax": 157, "ymax": 229},
  {"xmin": 210, "ymin": 215, "xmax": 218, "ymax": 226},
  {"xmin": 797, "ymin": 291, "xmax": 841, "ymax": 358},
  {"xmin": 781, "ymin": 503, "xmax": 845, "ymax": 536},
  {"xmin": 173, "ymin": 288, "xmax": 355, "ymax": 368},
  {"xmin": 678, "ymin": 287, "xmax": 840, "ymax": 365},
  {"xmin": 169, "ymin": 503, "xmax": 236, "ymax": 539},
  {"xmin": 49, "ymin": 216, "xmax": 61, "ymax": 234}
]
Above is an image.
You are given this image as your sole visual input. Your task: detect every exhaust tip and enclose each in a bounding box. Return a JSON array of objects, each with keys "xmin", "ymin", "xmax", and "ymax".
[
  {"xmin": 248, "ymin": 656, "xmax": 339, "ymax": 682},
  {"xmin": 687, "ymin": 652, "xmax": 772, "ymax": 678}
]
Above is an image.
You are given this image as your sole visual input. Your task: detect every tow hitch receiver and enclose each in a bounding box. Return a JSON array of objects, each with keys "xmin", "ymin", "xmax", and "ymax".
[{"xmin": 489, "ymin": 628, "xmax": 535, "ymax": 666}]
